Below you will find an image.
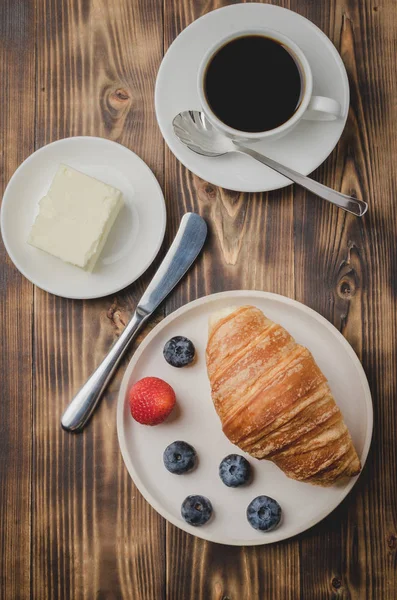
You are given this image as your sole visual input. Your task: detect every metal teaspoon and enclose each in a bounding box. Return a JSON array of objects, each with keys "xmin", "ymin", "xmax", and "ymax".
[{"xmin": 173, "ymin": 111, "xmax": 368, "ymax": 217}]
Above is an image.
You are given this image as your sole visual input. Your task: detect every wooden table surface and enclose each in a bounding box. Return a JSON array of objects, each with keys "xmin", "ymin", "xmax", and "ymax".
[{"xmin": 1, "ymin": 0, "xmax": 396, "ymax": 598}]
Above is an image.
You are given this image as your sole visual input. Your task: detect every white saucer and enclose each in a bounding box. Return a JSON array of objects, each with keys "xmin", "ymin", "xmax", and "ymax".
[
  {"xmin": 117, "ymin": 291, "xmax": 373, "ymax": 546},
  {"xmin": 155, "ymin": 4, "xmax": 349, "ymax": 192},
  {"xmin": 0, "ymin": 137, "xmax": 166, "ymax": 299}
]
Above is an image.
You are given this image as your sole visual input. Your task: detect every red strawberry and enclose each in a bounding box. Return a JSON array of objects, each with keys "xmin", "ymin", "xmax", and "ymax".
[{"xmin": 128, "ymin": 377, "xmax": 176, "ymax": 425}]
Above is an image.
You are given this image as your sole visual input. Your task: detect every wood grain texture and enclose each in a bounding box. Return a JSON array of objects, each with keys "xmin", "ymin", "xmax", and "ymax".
[
  {"xmin": 32, "ymin": 1, "xmax": 165, "ymax": 598},
  {"xmin": 292, "ymin": 0, "xmax": 397, "ymax": 598},
  {"xmin": 1, "ymin": 0, "xmax": 397, "ymax": 598},
  {"xmin": 0, "ymin": 0, "xmax": 36, "ymax": 598}
]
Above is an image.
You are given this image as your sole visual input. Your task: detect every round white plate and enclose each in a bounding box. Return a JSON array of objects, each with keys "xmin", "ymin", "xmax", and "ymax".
[
  {"xmin": 117, "ymin": 291, "xmax": 373, "ymax": 546},
  {"xmin": 0, "ymin": 137, "xmax": 166, "ymax": 299},
  {"xmin": 155, "ymin": 3, "xmax": 349, "ymax": 193}
]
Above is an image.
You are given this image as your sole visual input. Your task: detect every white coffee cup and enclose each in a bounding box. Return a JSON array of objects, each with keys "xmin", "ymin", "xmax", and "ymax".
[{"xmin": 197, "ymin": 28, "xmax": 341, "ymax": 142}]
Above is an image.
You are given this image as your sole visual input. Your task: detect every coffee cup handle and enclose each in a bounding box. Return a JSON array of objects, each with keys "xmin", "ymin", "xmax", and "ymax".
[{"xmin": 302, "ymin": 96, "xmax": 341, "ymax": 121}]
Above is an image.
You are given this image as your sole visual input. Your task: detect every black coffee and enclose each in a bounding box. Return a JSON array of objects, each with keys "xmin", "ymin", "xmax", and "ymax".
[{"xmin": 204, "ymin": 35, "xmax": 303, "ymax": 133}]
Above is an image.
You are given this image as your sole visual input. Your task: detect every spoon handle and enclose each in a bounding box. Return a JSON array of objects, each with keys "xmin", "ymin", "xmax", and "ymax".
[{"xmin": 235, "ymin": 144, "xmax": 368, "ymax": 217}]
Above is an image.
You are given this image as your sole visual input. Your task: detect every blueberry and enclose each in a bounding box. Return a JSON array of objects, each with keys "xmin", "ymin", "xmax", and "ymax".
[
  {"xmin": 246, "ymin": 495, "xmax": 282, "ymax": 532},
  {"xmin": 163, "ymin": 441, "xmax": 197, "ymax": 474},
  {"xmin": 219, "ymin": 454, "xmax": 251, "ymax": 487},
  {"xmin": 163, "ymin": 336, "xmax": 195, "ymax": 368},
  {"xmin": 181, "ymin": 495, "xmax": 212, "ymax": 526}
]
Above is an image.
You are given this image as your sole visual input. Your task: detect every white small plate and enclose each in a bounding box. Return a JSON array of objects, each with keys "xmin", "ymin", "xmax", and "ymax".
[
  {"xmin": 0, "ymin": 137, "xmax": 166, "ymax": 299},
  {"xmin": 117, "ymin": 291, "xmax": 373, "ymax": 546},
  {"xmin": 155, "ymin": 3, "xmax": 349, "ymax": 192}
]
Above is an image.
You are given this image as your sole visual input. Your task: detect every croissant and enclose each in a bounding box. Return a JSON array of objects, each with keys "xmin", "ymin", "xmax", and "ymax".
[{"xmin": 206, "ymin": 305, "xmax": 361, "ymax": 486}]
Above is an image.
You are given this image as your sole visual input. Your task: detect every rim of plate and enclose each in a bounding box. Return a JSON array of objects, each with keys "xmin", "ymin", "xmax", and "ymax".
[
  {"xmin": 155, "ymin": 3, "xmax": 350, "ymax": 193},
  {"xmin": 117, "ymin": 290, "xmax": 373, "ymax": 546},
  {"xmin": 0, "ymin": 136, "xmax": 166, "ymax": 300}
]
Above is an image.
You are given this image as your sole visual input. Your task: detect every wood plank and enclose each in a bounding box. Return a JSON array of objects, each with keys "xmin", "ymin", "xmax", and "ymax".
[
  {"xmin": 32, "ymin": 1, "xmax": 165, "ymax": 598},
  {"xmin": 0, "ymin": 1, "xmax": 36, "ymax": 598},
  {"xmin": 292, "ymin": 0, "xmax": 397, "ymax": 598},
  {"xmin": 163, "ymin": 2, "xmax": 299, "ymax": 598}
]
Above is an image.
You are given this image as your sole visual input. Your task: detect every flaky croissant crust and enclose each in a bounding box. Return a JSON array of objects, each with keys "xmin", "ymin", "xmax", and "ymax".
[{"xmin": 206, "ymin": 305, "xmax": 361, "ymax": 486}]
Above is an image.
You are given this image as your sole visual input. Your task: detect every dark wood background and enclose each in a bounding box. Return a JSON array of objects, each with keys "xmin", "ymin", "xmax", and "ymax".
[{"xmin": 1, "ymin": 0, "xmax": 396, "ymax": 598}]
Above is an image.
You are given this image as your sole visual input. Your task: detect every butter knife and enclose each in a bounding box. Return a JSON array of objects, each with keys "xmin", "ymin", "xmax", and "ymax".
[{"xmin": 61, "ymin": 212, "xmax": 207, "ymax": 432}]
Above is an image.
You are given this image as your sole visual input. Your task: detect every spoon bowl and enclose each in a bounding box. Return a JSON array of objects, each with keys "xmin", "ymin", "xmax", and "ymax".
[{"xmin": 173, "ymin": 111, "xmax": 233, "ymax": 157}]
